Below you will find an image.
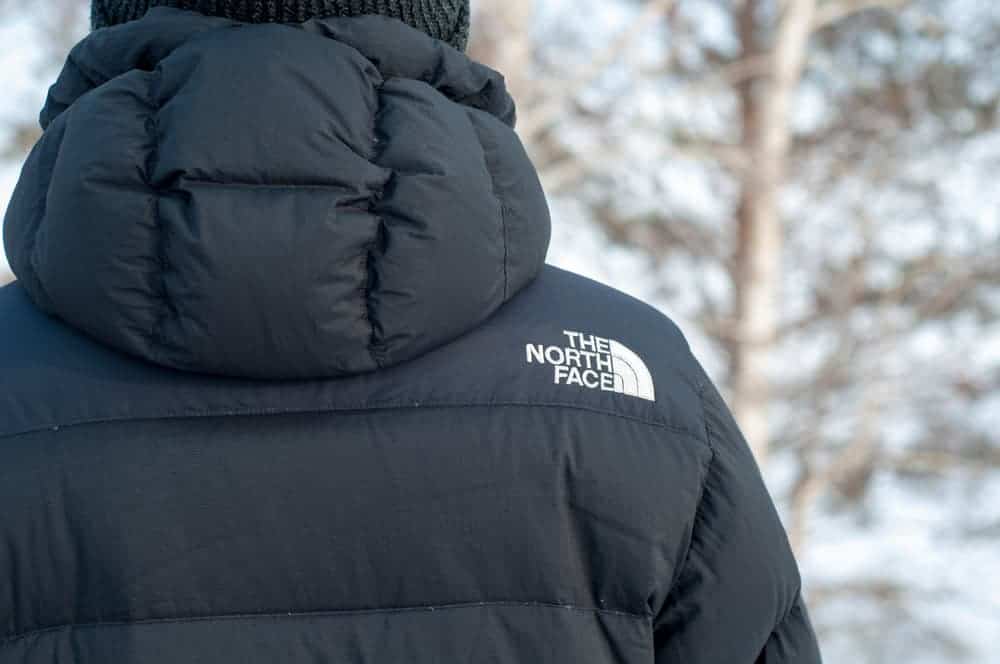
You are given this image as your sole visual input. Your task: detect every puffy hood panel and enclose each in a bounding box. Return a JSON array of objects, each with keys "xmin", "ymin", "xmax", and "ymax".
[{"xmin": 3, "ymin": 7, "xmax": 550, "ymax": 378}]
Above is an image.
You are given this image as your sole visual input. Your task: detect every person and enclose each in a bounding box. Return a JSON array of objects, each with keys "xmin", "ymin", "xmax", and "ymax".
[{"xmin": 0, "ymin": 1, "xmax": 821, "ymax": 662}]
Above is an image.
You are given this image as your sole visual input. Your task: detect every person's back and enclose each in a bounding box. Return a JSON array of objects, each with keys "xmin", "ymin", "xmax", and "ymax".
[{"xmin": 0, "ymin": 3, "xmax": 821, "ymax": 663}]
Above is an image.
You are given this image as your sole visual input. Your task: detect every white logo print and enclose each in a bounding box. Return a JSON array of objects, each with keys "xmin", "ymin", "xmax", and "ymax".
[{"xmin": 525, "ymin": 330, "xmax": 655, "ymax": 402}]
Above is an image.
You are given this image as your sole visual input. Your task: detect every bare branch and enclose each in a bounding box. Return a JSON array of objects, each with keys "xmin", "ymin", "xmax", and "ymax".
[
  {"xmin": 517, "ymin": 0, "xmax": 676, "ymax": 140},
  {"xmin": 887, "ymin": 448, "xmax": 1000, "ymax": 474},
  {"xmin": 813, "ymin": 0, "xmax": 910, "ymax": 31},
  {"xmin": 686, "ymin": 0, "xmax": 909, "ymax": 97}
]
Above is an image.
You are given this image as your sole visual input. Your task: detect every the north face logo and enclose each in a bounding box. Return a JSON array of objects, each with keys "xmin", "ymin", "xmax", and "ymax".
[{"xmin": 526, "ymin": 331, "xmax": 656, "ymax": 402}]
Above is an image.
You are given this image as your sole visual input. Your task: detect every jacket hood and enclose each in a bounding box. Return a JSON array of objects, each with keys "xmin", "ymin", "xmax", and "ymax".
[{"xmin": 3, "ymin": 7, "xmax": 550, "ymax": 379}]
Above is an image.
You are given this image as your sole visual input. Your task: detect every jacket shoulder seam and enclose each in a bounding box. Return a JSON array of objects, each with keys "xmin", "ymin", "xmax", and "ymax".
[
  {"xmin": 656, "ymin": 378, "xmax": 717, "ymax": 623},
  {"xmin": 769, "ymin": 587, "xmax": 806, "ymax": 640}
]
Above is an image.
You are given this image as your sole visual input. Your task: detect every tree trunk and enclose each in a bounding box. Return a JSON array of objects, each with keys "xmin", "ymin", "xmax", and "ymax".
[{"xmin": 731, "ymin": 0, "xmax": 818, "ymax": 465}]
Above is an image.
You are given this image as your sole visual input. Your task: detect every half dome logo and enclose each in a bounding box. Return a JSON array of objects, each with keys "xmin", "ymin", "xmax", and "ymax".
[{"xmin": 525, "ymin": 331, "xmax": 656, "ymax": 402}]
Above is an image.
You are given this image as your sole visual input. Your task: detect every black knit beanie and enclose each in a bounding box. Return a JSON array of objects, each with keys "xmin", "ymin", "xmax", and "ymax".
[{"xmin": 91, "ymin": 0, "xmax": 471, "ymax": 51}]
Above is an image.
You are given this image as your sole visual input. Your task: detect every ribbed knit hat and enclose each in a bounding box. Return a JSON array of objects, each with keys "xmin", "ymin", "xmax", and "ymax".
[{"xmin": 91, "ymin": 0, "xmax": 471, "ymax": 51}]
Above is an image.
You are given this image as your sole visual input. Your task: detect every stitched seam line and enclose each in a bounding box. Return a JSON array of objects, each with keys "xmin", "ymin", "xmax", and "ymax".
[
  {"xmin": 501, "ymin": 200, "xmax": 509, "ymax": 301},
  {"xmin": 467, "ymin": 110, "xmax": 509, "ymax": 301},
  {"xmin": 172, "ymin": 175, "xmax": 447, "ymax": 188},
  {"xmin": 656, "ymin": 379, "xmax": 716, "ymax": 625},
  {"xmin": 771, "ymin": 587, "xmax": 806, "ymax": 638},
  {"xmin": 0, "ymin": 401, "xmax": 703, "ymax": 443},
  {"xmin": 362, "ymin": 225, "xmax": 382, "ymax": 369},
  {"xmin": 178, "ymin": 180, "xmax": 377, "ymax": 192},
  {"xmin": 0, "ymin": 600, "xmax": 649, "ymax": 647},
  {"xmin": 144, "ymin": 68, "xmax": 172, "ymax": 355},
  {"xmin": 365, "ymin": 82, "xmax": 388, "ymax": 369}
]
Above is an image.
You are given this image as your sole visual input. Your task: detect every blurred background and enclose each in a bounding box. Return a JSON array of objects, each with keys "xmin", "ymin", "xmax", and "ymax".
[{"xmin": 0, "ymin": 0, "xmax": 998, "ymax": 660}]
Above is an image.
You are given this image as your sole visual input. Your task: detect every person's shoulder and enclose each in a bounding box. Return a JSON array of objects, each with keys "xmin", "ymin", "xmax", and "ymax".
[
  {"xmin": 0, "ymin": 280, "xmax": 34, "ymax": 324},
  {"xmin": 480, "ymin": 265, "xmax": 708, "ymax": 436},
  {"xmin": 0, "ymin": 281, "xmax": 58, "ymax": 437},
  {"xmin": 0, "ymin": 267, "xmax": 710, "ymax": 444},
  {"xmin": 510, "ymin": 265, "xmax": 700, "ymax": 374},
  {"xmin": 0, "ymin": 281, "xmax": 156, "ymax": 439},
  {"xmin": 0, "ymin": 280, "xmax": 56, "ymax": 365}
]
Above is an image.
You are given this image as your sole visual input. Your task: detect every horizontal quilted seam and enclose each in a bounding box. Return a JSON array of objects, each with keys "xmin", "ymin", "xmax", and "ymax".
[
  {"xmin": 0, "ymin": 599, "xmax": 651, "ymax": 648},
  {"xmin": 129, "ymin": 66, "xmax": 465, "ymax": 372},
  {"xmin": 172, "ymin": 179, "xmax": 384, "ymax": 192},
  {"xmin": 79, "ymin": 72, "xmax": 471, "ymax": 373}
]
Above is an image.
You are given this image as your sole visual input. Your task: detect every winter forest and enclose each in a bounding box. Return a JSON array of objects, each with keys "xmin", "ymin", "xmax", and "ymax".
[{"xmin": 1, "ymin": 0, "xmax": 998, "ymax": 660}]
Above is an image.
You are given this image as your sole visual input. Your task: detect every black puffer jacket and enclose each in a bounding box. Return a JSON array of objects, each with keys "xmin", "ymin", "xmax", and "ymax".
[{"xmin": 1, "ymin": 8, "xmax": 821, "ymax": 663}]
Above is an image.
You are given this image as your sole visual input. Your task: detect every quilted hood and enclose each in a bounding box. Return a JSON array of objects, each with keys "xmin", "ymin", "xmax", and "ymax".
[{"xmin": 3, "ymin": 7, "xmax": 550, "ymax": 379}]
